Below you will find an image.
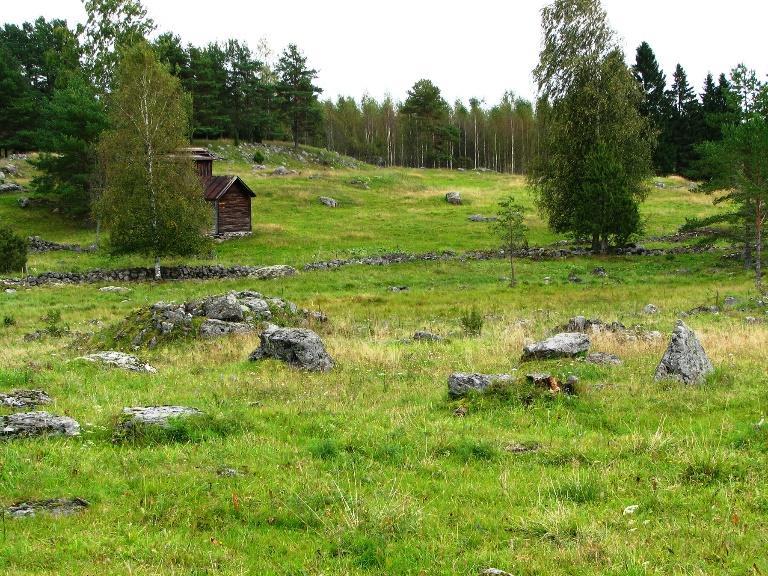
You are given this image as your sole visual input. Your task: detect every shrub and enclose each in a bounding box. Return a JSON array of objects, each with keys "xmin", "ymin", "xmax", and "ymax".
[
  {"xmin": 460, "ymin": 306, "xmax": 484, "ymax": 336},
  {"xmin": 252, "ymin": 150, "xmax": 265, "ymax": 164},
  {"xmin": 0, "ymin": 226, "xmax": 27, "ymax": 273},
  {"xmin": 42, "ymin": 309, "xmax": 69, "ymax": 338},
  {"xmin": 3, "ymin": 315, "xmax": 16, "ymax": 327}
]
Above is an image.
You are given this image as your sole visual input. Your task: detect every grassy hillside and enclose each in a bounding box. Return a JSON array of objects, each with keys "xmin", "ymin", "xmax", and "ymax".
[
  {"xmin": 1, "ymin": 144, "xmax": 765, "ymax": 575},
  {"xmin": 0, "ymin": 143, "xmax": 725, "ymax": 275}
]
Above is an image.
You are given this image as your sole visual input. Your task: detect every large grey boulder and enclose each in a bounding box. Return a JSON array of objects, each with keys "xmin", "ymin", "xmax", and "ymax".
[
  {"xmin": 77, "ymin": 351, "xmax": 157, "ymax": 374},
  {"xmin": 7, "ymin": 497, "xmax": 89, "ymax": 518},
  {"xmin": 119, "ymin": 406, "xmax": 204, "ymax": 429},
  {"xmin": 654, "ymin": 321, "xmax": 714, "ymax": 384},
  {"xmin": 445, "ymin": 191, "xmax": 462, "ymax": 205},
  {"xmin": 0, "ymin": 389, "xmax": 52, "ymax": 408},
  {"xmin": 249, "ymin": 325, "xmax": 333, "ymax": 371},
  {"xmin": 522, "ymin": 333, "xmax": 590, "ymax": 361},
  {"xmin": 1, "ymin": 411, "xmax": 80, "ymax": 438},
  {"xmin": 199, "ymin": 319, "xmax": 253, "ymax": 339},
  {"xmin": 448, "ymin": 373, "xmax": 513, "ymax": 398},
  {"xmin": 203, "ymin": 293, "xmax": 244, "ymax": 322}
]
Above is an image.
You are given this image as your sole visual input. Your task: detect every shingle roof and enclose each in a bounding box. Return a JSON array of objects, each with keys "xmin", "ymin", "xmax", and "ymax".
[{"xmin": 202, "ymin": 175, "xmax": 256, "ymax": 201}]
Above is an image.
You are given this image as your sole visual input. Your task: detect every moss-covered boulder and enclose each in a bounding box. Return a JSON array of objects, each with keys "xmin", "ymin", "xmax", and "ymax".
[{"xmin": 95, "ymin": 290, "xmax": 325, "ymax": 350}]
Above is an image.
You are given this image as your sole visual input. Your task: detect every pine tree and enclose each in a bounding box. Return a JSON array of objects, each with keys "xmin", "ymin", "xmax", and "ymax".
[
  {"xmin": 275, "ymin": 44, "xmax": 322, "ymax": 148},
  {"xmin": 95, "ymin": 42, "xmax": 210, "ymax": 279},
  {"xmin": 31, "ymin": 73, "xmax": 108, "ymax": 218}
]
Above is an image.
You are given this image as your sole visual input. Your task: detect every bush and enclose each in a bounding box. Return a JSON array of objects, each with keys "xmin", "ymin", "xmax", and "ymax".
[
  {"xmin": 3, "ymin": 315, "xmax": 16, "ymax": 327},
  {"xmin": 0, "ymin": 226, "xmax": 27, "ymax": 273},
  {"xmin": 460, "ymin": 307, "xmax": 484, "ymax": 336},
  {"xmin": 253, "ymin": 150, "xmax": 265, "ymax": 164}
]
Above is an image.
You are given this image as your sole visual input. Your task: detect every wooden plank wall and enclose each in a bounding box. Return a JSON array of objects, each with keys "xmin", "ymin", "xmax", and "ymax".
[{"xmin": 217, "ymin": 187, "xmax": 252, "ymax": 233}]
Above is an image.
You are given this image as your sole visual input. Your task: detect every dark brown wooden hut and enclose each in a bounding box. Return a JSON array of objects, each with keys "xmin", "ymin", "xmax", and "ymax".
[{"xmin": 182, "ymin": 148, "xmax": 255, "ymax": 235}]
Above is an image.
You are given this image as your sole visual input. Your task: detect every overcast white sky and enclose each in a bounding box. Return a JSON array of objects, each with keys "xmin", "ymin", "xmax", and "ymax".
[{"xmin": 4, "ymin": 1, "xmax": 767, "ymax": 105}]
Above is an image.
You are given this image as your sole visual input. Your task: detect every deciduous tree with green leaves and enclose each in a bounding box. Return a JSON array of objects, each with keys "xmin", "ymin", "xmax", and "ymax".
[
  {"xmin": 81, "ymin": 0, "xmax": 155, "ymax": 93},
  {"xmin": 95, "ymin": 42, "xmax": 210, "ymax": 280},
  {"xmin": 529, "ymin": 0, "xmax": 653, "ymax": 253},
  {"xmin": 494, "ymin": 196, "xmax": 529, "ymax": 286}
]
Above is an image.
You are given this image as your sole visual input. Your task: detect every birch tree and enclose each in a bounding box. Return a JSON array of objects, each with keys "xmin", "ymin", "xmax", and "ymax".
[{"xmin": 96, "ymin": 42, "xmax": 210, "ymax": 279}]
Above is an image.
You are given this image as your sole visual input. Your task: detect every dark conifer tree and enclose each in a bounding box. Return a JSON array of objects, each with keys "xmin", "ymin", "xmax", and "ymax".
[
  {"xmin": 275, "ymin": 44, "xmax": 323, "ymax": 148},
  {"xmin": 633, "ymin": 41, "xmax": 674, "ymax": 173}
]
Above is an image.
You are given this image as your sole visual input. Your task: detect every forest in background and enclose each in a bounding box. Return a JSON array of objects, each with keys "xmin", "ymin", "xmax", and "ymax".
[{"xmin": 0, "ymin": 7, "xmax": 746, "ymax": 176}]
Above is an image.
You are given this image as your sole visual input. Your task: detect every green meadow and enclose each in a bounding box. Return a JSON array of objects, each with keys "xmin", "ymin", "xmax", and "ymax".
[{"xmin": 0, "ymin": 146, "xmax": 766, "ymax": 575}]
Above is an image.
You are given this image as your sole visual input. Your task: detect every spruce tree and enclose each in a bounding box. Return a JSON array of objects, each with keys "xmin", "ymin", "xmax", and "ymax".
[
  {"xmin": 633, "ymin": 41, "xmax": 674, "ymax": 174},
  {"xmin": 95, "ymin": 42, "xmax": 210, "ymax": 279},
  {"xmin": 668, "ymin": 64, "xmax": 703, "ymax": 175}
]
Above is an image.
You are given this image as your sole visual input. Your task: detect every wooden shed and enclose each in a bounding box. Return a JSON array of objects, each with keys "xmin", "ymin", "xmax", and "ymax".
[{"xmin": 182, "ymin": 148, "xmax": 255, "ymax": 236}]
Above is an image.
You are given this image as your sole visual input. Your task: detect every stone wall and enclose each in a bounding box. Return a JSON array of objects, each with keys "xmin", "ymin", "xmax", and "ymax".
[{"xmin": 1, "ymin": 264, "xmax": 297, "ymax": 288}]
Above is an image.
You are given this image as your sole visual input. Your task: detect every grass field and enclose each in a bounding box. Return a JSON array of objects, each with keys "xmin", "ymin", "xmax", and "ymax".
[
  {"xmin": 1, "ymin": 145, "xmax": 766, "ymax": 575},
  {"xmin": 0, "ymin": 143, "xmax": 725, "ymax": 274}
]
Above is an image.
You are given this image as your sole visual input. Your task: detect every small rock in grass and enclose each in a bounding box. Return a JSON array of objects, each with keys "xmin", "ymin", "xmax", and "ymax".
[
  {"xmin": 319, "ymin": 196, "xmax": 338, "ymax": 208},
  {"xmin": 481, "ymin": 569, "xmax": 514, "ymax": 576},
  {"xmin": 654, "ymin": 321, "xmax": 714, "ymax": 385},
  {"xmin": 77, "ymin": 351, "xmax": 156, "ymax": 374},
  {"xmin": 272, "ymin": 165, "xmax": 289, "ymax": 176},
  {"xmin": 119, "ymin": 406, "xmax": 204, "ymax": 429},
  {"xmin": 249, "ymin": 325, "xmax": 334, "ymax": 372},
  {"xmin": 568, "ymin": 272, "xmax": 583, "ymax": 284},
  {"xmin": 585, "ymin": 352, "xmax": 622, "ymax": 366},
  {"xmin": 724, "ymin": 296, "xmax": 738, "ymax": 307},
  {"xmin": 522, "ymin": 333, "xmax": 590, "ymax": 361},
  {"xmin": 99, "ymin": 286, "xmax": 131, "ymax": 293},
  {"xmin": 388, "ymin": 286, "xmax": 409, "ymax": 293},
  {"xmin": 445, "ymin": 191, "xmax": 462, "ymax": 205},
  {"xmin": 623, "ymin": 504, "xmax": 640, "ymax": 515},
  {"xmin": 505, "ymin": 441, "xmax": 540, "ymax": 454},
  {"xmin": 7, "ymin": 497, "xmax": 89, "ymax": 518},
  {"xmin": 592, "ymin": 267, "xmax": 607, "ymax": 277},
  {"xmin": 0, "ymin": 411, "xmax": 80, "ymax": 438},
  {"xmin": 5, "ymin": 288, "xmax": 17, "ymax": 294},
  {"xmin": 217, "ymin": 467, "xmax": 240, "ymax": 477},
  {"xmin": 448, "ymin": 373, "xmax": 513, "ymax": 399},
  {"xmin": 0, "ymin": 389, "xmax": 51, "ymax": 408},
  {"xmin": 413, "ymin": 331, "xmax": 444, "ymax": 342},
  {"xmin": 468, "ymin": 214, "xmax": 497, "ymax": 222},
  {"xmin": 643, "ymin": 304, "xmax": 659, "ymax": 315}
]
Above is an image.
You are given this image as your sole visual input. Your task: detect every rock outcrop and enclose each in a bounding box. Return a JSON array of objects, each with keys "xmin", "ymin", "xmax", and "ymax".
[
  {"xmin": 7, "ymin": 498, "xmax": 89, "ymax": 518},
  {"xmin": 119, "ymin": 406, "xmax": 204, "ymax": 429},
  {"xmin": 522, "ymin": 333, "xmax": 590, "ymax": 361},
  {"xmin": 0, "ymin": 412, "xmax": 80, "ymax": 438},
  {"xmin": 78, "ymin": 351, "xmax": 157, "ymax": 373},
  {"xmin": 100, "ymin": 290, "xmax": 322, "ymax": 350},
  {"xmin": 0, "ymin": 389, "xmax": 52, "ymax": 408}
]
